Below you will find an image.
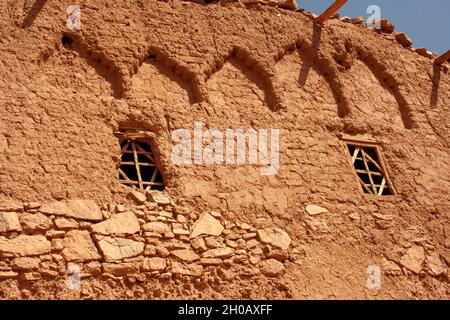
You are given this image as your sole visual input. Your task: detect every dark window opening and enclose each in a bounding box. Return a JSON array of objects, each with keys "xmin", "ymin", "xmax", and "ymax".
[
  {"xmin": 346, "ymin": 143, "xmax": 394, "ymax": 196},
  {"xmin": 61, "ymin": 35, "xmax": 74, "ymax": 48},
  {"xmin": 116, "ymin": 130, "xmax": 164, "ymax": 191}
]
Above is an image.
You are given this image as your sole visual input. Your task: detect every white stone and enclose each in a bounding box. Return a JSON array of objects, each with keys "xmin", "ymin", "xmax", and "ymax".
[
  {"xmin": 209, "ymin": 211, "xmax": 222, "ymax": 218},
  {"xmin": 0, "ymin": 235, "xmax": 51, "ymax": 257},
  {"xmin": 0, "ymin": 201, "xmax": 22, "ymax": 212},
  {"xmin": 202, "ymin": 247, "xmax": 234, "ymax": 259},
  {"xmin": 142, "ymin": 222, "xmax": 171, "ymax": 234},
  {"xmin": 400, "ymin": 245, "xmax": 425, "ymax": 274},
  {"xmin": 426, "ymin": 253, "xmax": 446, "ymax": 276},
  {"xmin": 190, "ymin": 212, "xmax": 224, "ymax": 238},
  {"xmin": 54, "ymin": 218, "xmax": 79, "ymax": 229},
  {"xmin": 173, "ymin": 225, "xmax": 190, "ymax": 236},
  {"xmin": 0, "ymin": 212, "xmax": 22, "ymax": 232},
  {"xmin": 305, "ymin": 205, "xmax": 329, "ymax": 216},
  {"xmin": 171, "ymin": 261, "xmax": 203, "ymax": 277},
  {"xmin": 91, "ymin": 212, "xmax": 140, "ymax": 235},
  {"xmin": 128, "ymin": 190, "xmax": 147, "ymax": 204},
  {"xmin": 20, "ymin": 213, "xmax": 52, "ymax": 231},
  {"xmin": 257, "ymin": 227, "xmax": 291, "ymax": 250},
  {"xmin": 260, "ymin": 259, "xmax": 285, "ymax": 277},
  {"xmin": 62, "ymin": 230, "xmax": 101, "ymax": 262},
  {"xmin": 12, "ymin": 257, "xmax": 40, "ymax": 270},
  {"xmin": 171, "ymin": 249, "xmax": 199, "ymax": 262},
  {"xmin": 94, "ymin": 235, "xmax": 144, "ymax": 262},
  {"xmin": 142, "ymin": 257, "xmax": 167, "ymax": 272},
  {"xmin": 40, "ymin": 199, "xmax": 103, "ymax": 221},
  {"xmin": 146, "ymin": 191, "xmax": 171, "ymax": 205}
]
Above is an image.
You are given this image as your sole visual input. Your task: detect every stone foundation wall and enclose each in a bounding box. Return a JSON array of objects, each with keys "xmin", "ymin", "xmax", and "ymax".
[{"xmin": 0, "ymin": 191, "xmax": 296, "ymax": 285}]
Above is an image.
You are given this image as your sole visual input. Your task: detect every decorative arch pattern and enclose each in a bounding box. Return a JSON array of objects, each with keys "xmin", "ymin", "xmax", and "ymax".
[
  {"xmin": 126, "ymin": 45, "xmax": 204, "ymax": 104},
  {"xmin": 273, "ymin": 37, "xmax": 415, "ymax": 129},
  {"xmin": 205, "ymin": 46, "xmax": 282, "ymax": 111},
  {"xmin": 350, "ymin": 45, "xmax": 415, "ymax": 129},
  {"xmin": 60, "ymin": 32, "xmax": 414, "ymax": 130},
  {"xmin": 273, "ymin": 38, "xmax": 351, "ymax": 118},
  {"xmin": 61, "ymin": 31, "xmax": 125, "ymax": 98}
]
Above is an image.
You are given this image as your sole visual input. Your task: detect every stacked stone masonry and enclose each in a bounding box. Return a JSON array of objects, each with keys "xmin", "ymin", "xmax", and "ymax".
[{"xmin": 0, "ymin": 192, "xmax": 294, "ymax": 281}]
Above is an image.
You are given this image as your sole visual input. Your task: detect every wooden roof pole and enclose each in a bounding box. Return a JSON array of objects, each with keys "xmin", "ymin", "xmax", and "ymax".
[
  {"xmin": 435, "ymin": 50, "xmax": 450, "ymax": 65},
  {"xmin": 315, "ymin": 0, "xmax": 348, "ymax": 25}
]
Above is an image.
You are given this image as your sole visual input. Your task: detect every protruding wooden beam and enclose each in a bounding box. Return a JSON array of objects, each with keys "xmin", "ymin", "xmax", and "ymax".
[
  {"xmin": 435, "ymin": 50, "xmax": 450, "ymax": 65},
  {"xmin": 21, "ymin": 0, "xmax": 48, "ymax": 28},
  {"xmin": 315, "ymin": 0, "xmax": 348, "ymax": 25}
]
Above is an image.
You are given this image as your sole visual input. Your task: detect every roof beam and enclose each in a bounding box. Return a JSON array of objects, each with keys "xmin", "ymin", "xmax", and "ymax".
[
  {"xmin": 21, "ymin": 0, "xmax": 48, "ymax": 28},
  {"xmin": 435, "ymin": 50, "xmax": 450, "ymax": 65},
  {"xmin": 315, "ymin": 0, "xmax": 348, "ymax": 25}
]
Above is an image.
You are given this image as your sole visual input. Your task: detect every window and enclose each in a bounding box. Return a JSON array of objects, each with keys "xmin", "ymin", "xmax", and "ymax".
[
  {"xmin": 115, "ymin": 129, "xmax": 164, "ymax": 191},
  {"xmin": 342, "ymin": 138, "xmax": 395, "ymax": 196}
]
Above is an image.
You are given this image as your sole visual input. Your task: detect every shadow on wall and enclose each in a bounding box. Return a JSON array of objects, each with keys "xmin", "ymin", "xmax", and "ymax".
[
  {"xmin": 56, "ymin": 25, "xmax": 417, "ymax": 130},
  {"xmin": 61, "ymin": 33, "xmax": 124, "ymax": 98},
  {"xmin": 298, "ymin": 24, "xmax": 322, "ymax": 86},
  {"xmin": 276, "ymin": 31, "xmax": 416, "ymax": 130},
  {"xmin": 148, "ymin": 56, "xmax": 197, "ymax": 104},
  {"xmin": 21, "ymin": 0, "xmax": 48, "ymax": 28},
  {"xmin": 132, "ymin": 53, "xmax": 200, "ymax": 105},
  {"xmin": 354, "ymin": 48, "xmax": 415, "ymax": 129},
  {"xmin": 206, "ymin": 47, "xmax": 281, "ymax": 111},
  {"xmin": 127, "ymin": 46, "xmax": 205, "ymax": 104},
  {"xmin": 276, "ymin": 25, "xmax": 350, "ymax": 118},
  {"xmin": 228, "ymin": 57, "xmax": 273, "ymax": 108},
  {"xmin": 301, "ymin": 25, "xmax": 350, "ymax": 118},
  {"xmin": 430, "ymin": 64, "xmax": 441, "ymax": 109}
]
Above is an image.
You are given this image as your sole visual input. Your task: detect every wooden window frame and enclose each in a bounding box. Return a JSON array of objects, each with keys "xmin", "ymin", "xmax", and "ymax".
[
  {"xmin": 114, "ymin": 128, "xmax": 164, "ymax": 191},
  {"xmin": 340, "ymin": 136, "xmax": 396, "ymax": 197}
]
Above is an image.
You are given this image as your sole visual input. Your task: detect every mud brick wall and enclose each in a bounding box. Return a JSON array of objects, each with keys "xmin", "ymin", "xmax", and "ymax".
[{"xmin": 0, "ymin": 0, "xmax": 449, "ymax": 299}]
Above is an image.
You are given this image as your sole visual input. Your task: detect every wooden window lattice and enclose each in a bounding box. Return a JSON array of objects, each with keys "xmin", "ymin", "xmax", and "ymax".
[
  {"xmin": 346, "ymin": 143, "xmax": 394, "ymax": 196},
  {"xmin": 116, "ymin": 130, "xmax": 164, "ymax": 191}
]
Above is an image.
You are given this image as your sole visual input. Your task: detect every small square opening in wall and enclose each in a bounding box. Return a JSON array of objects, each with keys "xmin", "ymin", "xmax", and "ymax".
[
  {"xmin": 115, "ymin": 129, "xmax": 164, "ymax": 191},
  {"xmin": 342, "ymin": 139, "xmax": 395, "ymax": 196}
]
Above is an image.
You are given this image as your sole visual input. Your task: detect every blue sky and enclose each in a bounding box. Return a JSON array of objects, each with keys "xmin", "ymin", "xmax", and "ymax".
[{"xmin": 297, "ymin": 0, "xmax": 450, "ymax": 54}]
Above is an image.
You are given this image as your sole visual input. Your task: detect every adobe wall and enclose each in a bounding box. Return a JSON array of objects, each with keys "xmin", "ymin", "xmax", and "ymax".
[{"xmin": 0, "ymin": 0, "xmax": 449, "ymax": 299}]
